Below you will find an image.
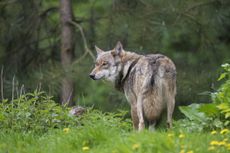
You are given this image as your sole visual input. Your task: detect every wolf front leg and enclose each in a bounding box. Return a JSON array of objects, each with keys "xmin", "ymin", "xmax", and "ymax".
[
  {"xmin": 137, "ymin": 95, "xmax": 145, "ymax": 131},
  {"xmin": 126, "ymin": 92, "xmax": 139, "ymax": 130},
  {"xmin": 131, "ymin": 104, "xmax": 139, "ymax": 130}
]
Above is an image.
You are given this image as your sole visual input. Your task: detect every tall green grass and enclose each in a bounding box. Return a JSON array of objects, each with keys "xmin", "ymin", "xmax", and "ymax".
[{"xmin": 0, "ymin": 110, "xmax": 229, "ymax": 153}]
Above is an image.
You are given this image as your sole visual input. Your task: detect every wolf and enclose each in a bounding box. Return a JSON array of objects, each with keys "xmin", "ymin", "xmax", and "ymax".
[{"xmin": 89, "ymin": 42, "xmax": 176, "ymax": 131}]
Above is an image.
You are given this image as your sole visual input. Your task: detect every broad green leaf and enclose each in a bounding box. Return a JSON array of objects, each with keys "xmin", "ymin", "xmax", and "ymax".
[
  {"xmin": 224, "ymin": 121, "xmax": 230, "ymax": 126},
  {"xmin": 179, "ymin": 104, "xmax": 207, "ymax": 122},
  {"xmin": 225, "ymin": 112, "xmax": 230, "ymax": 118},
  {"xmin": 217, "ymin": 103, "xmax": 228, "ymax": 110},
  {"xmin": 222, "ymin": 108, "xmax": 230, "ymax": 113},
  {"xmin": 198, "ymin": 103, "xmax": 219, "ymax": 117},
  {"xmin": 218, "ymin": 72, "xmax": 227, "ymax": 81}
]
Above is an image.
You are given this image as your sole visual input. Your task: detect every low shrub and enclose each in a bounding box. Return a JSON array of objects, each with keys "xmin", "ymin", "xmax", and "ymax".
[
  {"xmin": 0, "ymin": 91, "xmax": 79, "ymax": 133},
  {"xmin": 177, "ymin": 63, "xmax": 230, "ymax": 131}
]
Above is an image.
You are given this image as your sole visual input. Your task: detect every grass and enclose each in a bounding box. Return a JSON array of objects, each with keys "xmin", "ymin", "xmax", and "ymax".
[{"xmin": 0, "ymin": 110, "xmax": 229, "ymax": 153}]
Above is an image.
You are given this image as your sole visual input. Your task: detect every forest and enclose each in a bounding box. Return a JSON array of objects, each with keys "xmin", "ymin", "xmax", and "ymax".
[{"xmin": 0, "ymin": 0, "xmax": 230, "ymax": 153}]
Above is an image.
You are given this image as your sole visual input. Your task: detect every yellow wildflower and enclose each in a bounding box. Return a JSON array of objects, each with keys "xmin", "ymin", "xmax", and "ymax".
[
  {"xmin": 167, "ymin": 133, "xmax": 174, "ymax": 137},
  {"xmin": 218, "ymin": 141, "xmax": 226, "ymax": 146},
  {"xmin": 82, "ymin": 146, "xmax": 90, "ymax": 151},
  {"xmin": 187, "ymin": 151, "xmax": 193, "ymax": 153},
  {"xmin": 132, "ymin": 143, "xmax": 140, "ymax": 150},
  {"xmin": 220, "ymin": 129, "xmax": 230, "ymax": 134},
  {"xmin": 223, "ymin": 138, "xmax": 228, "ymax": 142},
  {"xmin": 226, "ymin": 143, "xmax": 230, "ymax": 150},
  {"xmin": 179, "ymin": 134, "xmax": 185, "ymax": 139},
  {"xmin": 210, "ymin": 140, "xmax": 220, "ymax": 146},
  {"xmin": 208, "ymin": 146, "xmax": 215, "ymax": 151},
  {"xmin": 63, "ymin": 128, "xmax": 70, "ymax": 133},
  {"xmin": 211, "ymin": 130, "xmax": 217, "ymax": 135},
  {"xmin": 179, "ymin": 149, "xmax": 185, "ymax": 153},
  {"xmin": 226, "ymin": 143, "xmax": 230, "ymax": 147},
  {"xmin": 210, "ymin": 140, "xmax": 227, "ymax": 146}
]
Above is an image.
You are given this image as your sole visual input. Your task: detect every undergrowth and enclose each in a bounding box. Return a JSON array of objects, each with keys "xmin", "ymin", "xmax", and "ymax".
[
  {"xmin": 0, "ymin": 110, "xmax": 229, "ymax": 153},
  {"xmin": 0, "ymin": 64, "xmax": 230, "ymax": 153},
  {"xmin": 0, "ymin": 91, "xmax": 79, "ymax": 133},
  {"xmin": 177, "ymin": 63, "xmax": 230, "ymax": 131}
]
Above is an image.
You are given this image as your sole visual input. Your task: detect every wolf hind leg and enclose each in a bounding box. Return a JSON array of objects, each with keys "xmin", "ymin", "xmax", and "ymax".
[
  {"xmin": 166, "ymin": 88, "xmax": 176, "ymax": 128},
  {"xmin": 137, "ymin": 95, "xmax": 145, "ymax": 131},
  {"xmin": 166, "ymin": 99, "xmax": 175, "ymax": 128}
]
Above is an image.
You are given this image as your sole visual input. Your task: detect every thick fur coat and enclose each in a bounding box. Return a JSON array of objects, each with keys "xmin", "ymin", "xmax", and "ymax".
[{"xmin": 89, "ymin": 42, "xmax": 176, "ymax": 130}]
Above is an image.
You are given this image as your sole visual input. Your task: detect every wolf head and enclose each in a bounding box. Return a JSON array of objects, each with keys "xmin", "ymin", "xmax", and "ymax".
[{"xmin": 89, "ymin": 41, "xmax": 124, "ymax": 82}]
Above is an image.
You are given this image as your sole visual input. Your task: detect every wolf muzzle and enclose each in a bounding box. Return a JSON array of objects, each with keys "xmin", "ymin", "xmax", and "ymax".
[{"xmin": 89, "ymin": 74, "xmax": 96, "ymax": 80}]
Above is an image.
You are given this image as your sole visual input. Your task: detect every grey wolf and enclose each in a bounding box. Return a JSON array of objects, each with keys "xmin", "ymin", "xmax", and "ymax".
[{"xmin": 89, "ymin": 42, "xmax": 176, "ymax": 131}]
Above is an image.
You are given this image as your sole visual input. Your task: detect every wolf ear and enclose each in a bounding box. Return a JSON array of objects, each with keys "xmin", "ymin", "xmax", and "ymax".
[
  {"xmin": 112, "ymin": 41, "xmax": 124, "ymax": 56},
  {"xmin": 95, "ymin": 45, "xmax": 104, "ymax": 55}
]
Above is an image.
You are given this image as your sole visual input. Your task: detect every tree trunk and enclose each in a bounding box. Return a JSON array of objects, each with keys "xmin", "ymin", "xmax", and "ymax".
[{"xmin": 59, "ymin": 0, "xmax": 75, "ymax": 106}]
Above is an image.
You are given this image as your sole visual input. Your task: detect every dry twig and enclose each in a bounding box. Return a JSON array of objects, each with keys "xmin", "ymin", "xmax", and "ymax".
[{"xmin": 69, "ymin": 20, "xmax": 96, "ymax": 65}]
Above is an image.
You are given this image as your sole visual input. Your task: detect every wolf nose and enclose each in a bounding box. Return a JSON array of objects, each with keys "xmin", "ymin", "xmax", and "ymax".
[{"xmin": 89, "ymin": 74, "xmax": 96, "ymax": 80}]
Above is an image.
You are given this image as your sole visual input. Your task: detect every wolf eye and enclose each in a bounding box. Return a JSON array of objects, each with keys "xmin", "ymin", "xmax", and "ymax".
[{"xmin": 102, "ymin": 62, "xmax": 108, "ymax": 66}]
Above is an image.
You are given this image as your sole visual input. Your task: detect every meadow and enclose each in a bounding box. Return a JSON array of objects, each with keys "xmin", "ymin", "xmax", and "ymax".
[
  {"xmin": 0, "ymin": 64, "xmax": 230, "ymax": 153},
  {"xmin": 0, "ymin": 1, "xmax": 229, "ymax": 152},
  {"xmin": 0, "ymin": 110, "xmax": 229, "ymax": 153}
]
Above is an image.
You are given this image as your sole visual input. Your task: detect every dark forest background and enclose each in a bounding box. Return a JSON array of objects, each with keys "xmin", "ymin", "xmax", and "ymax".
[{"xmin": 0, "ymin": 0, "xmax": 229, "ymax": 111}]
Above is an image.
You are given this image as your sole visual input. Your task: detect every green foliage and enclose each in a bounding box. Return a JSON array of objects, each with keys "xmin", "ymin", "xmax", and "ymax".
[
  {"xmin": 214, "ymin": 63, "xmax": 230, "ymax": 104},
  {"xmin": 217, "ymin": 103, "xmax": 230, "ymax": 126},
  {"xmin": 177, "ymin": 104, "xmax": 223, "ymax": 132},
  {"xmin": 0, "ymin": 88, "xmax": 229, "ymax": 152},
  {"xmin": 79, "ymin": 109, "xmax": 132, "ymax": 133},
  {"xmin": 179, "ymin": 104, "xmax": 207, "ymax": 122},
  {"xmin": 198, "ymin": 103, "xmax": 219, "ymax": 117},
  {"xmin": 213, "ymin": 63, "xmax": 230, "ymax": 126},
  {"xmin": 0, "ymin": 0, "xmax": 230, "ymax": 109},
  {"xmin": 0, "ymin": 115, "xmax": 229, "ymax": 153},
  {"xmin": 0, "ymin": 91, "xmax": 78, "ymax": 133},
  {"xmin": 178, "ymin": 63, "xmax": 230, "ymax": 131}
]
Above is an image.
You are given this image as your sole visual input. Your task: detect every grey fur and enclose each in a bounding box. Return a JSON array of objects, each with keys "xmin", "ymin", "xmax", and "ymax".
[{"xmin": 90, "ymin": 42, "xmax": 176, "ymax": 131}]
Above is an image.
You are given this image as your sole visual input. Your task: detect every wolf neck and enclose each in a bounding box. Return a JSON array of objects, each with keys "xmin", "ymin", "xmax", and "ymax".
[{"xmin": 114, "ymin": 52, "xmax": 141, "ymax": 92}]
